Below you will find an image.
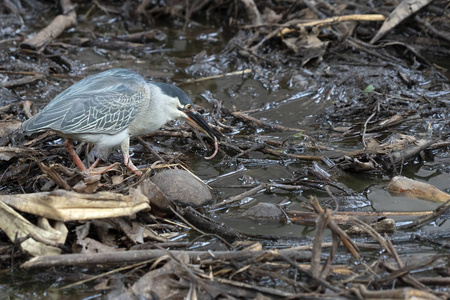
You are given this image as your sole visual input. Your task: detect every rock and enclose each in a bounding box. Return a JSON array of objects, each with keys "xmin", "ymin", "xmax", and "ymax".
[
  {"xmin": 137, "ymin": 179, "xmax": 172, "ymax": 214},
  {"xmin": 240, "ymin": 202, "xmax": 284, "ymax": 220},
  {"xmin": 150, "ymin": 169, "xmax": 212, "ymax": 208}
]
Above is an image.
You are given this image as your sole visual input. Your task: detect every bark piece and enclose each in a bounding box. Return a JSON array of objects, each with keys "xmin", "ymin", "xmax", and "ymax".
[
  {"xmin": 387, "ymin": 176, "xmax": 450, "ymax": 203},
  {"xmin": 21, "ymin": 0, "xmax": 77, "ymax": 50},
  {"xmin": 0, "ymin": 201, "xmax": 67, "ymax": 256},
  {"xmin": 0, "ymin": 189, "xmax": 150, "ymax": 221}
]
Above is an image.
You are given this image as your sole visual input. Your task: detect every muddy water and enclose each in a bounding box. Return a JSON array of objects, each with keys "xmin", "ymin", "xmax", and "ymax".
[
  {"xmin": 170, "ymin": 35, "xmax": 449, "ymax": 237},
  {"xmin": 18, "ymin": 23, "xmax": 450, "ymax": 238},
  {"xmin": 190, "ymin": 74, "xmax": 450, "ymax": 237}
]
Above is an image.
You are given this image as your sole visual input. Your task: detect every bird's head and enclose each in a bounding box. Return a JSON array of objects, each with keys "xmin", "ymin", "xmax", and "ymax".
[{"xmin": 152, "ymin": 82, "xmax": 220, "ymax": 141}]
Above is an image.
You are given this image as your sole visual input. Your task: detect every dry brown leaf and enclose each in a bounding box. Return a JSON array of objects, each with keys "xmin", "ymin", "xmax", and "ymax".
[
  {"xmin": 114, "ymin": 218, "xmax": 145, "ymax": 244},
  {"xmin": 0, "ymin": 120, "xmax": 21, "ymax": 137},
  {"xmin": 77, "ymin": 237, "xmax": 121, "ymax": 253},
  {"xmin": 370, "ymin": 0, "xmax": 434, "ymax": 43},
  {"xmin": 283, "ymin": 35, "xmax": 329, "ymax": 65},
  {"xmin": 130, "ymin": 254, "xmax": 190, "ymax": 299}
]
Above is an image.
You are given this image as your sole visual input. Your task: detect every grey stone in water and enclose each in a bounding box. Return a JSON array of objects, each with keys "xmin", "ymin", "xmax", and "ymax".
[
  {"xmin": 240, "ymin": 202, "xmax": 284, "ymax": 220},
  {"xmin": 150, "ymin": 169, "xmax": 212, "ymax": 208}
]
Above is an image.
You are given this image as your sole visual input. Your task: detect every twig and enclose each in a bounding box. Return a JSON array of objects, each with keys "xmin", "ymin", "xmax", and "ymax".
[
  {"xmin": 231, "ymin": 110, "xmax": 303, "ymax": 132},
  {"xmin": 182, "ymin": 69, "xmax": 252, "ymax": 84},
  {"xmin": 1, "ymin": 74, "xmax": 45, "ymax": 88},
  {"xmin": 311, "ymin": 207, "xmax": 330, "ymax": 279},
  {"xmin": 262, "ymin": 147, "xmax": 324, "ymax": 161},
  {"xmin": 21, "ymin": 0, "xmax": 77, "ymax": 50},
  {"xmin": 280, "ymin": 14, "xmax": 386, "ymax": 35},
  {"xmin": 209, "ymin": 183, "xmax": 266, "ymax": 210},
  {"xmin": 349, "ymin": 217, "xmax": 390, "ymax": 255},
  {"xmin": 311, "ymin": 197, "xmax": 360, "ymax": 258},
  {"xmin": 415, "ymin": 15, "xmax": 450, "ymax": 44},
  {"xmin": 51, "ymin": 258, "xmax": 155, "ymax": 291},
  {"xmin": 136, "ymin": 136, "xmax": 166, "ymax": 163},
  {"xmin": 399, "ymin": 199, "xmax": 450, "ymax": 230},
  {"xmin": 278, "ymin": 253, "xmax": 342, "ymax": 293},
  {"xmin": 362, "ymin": 110, "xmax": 377, "ymax": 148}
]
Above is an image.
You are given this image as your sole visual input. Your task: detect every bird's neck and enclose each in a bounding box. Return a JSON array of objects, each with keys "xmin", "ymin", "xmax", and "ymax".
[{"xmin": 127, "ymin": 87, "xmax": 183, "ymax": 137}]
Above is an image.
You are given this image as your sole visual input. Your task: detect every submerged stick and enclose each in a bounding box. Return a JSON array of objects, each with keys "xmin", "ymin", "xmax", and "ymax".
[
  {"xmin": 209, "ymin": 183, "xmax": 267, "ymax": 210},
  {"xmin": 231, "ymin": 110, "xmax": 303, "ymax": 132}
]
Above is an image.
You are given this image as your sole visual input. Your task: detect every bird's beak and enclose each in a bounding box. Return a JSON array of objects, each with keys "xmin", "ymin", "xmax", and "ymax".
[{"xmin": 184, "ymin": 110, "xmax": 219, "ymax": 140}]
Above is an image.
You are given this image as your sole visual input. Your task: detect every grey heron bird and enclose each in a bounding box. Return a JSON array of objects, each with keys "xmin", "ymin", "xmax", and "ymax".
[{"xmin": 21, "ymin": 68, "xmax": 219, "ymax": 175}]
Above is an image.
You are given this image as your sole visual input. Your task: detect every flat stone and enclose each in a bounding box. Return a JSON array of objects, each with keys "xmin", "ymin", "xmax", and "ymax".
[
  {"xmin": 150, "ymin": 169, "xmax": 212, "ymax": 208},
  {"xmin": 240, "ymin": 202, "xmax": 283, "ymax": 220}
]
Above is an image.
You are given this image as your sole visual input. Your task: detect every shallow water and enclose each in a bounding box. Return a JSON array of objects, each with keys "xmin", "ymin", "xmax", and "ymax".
[{"xmin": 18, "ymin": 20, "xmax": 450, "ymax": 238}]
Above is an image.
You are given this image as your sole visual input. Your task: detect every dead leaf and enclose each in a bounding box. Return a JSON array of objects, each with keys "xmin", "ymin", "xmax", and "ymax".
[
  {"xmin": 110, "ymin": 218, "xmax": 167, "ymax": 244},
  {"xmin": 370, "ymin": 0, "xmax": 434, "ymax": 43},
  {"xmin": 74, "ymin": 221, "xmax": 125, "ymax": 253},
  {"xmin": 75, "ymin": 221, "xmax": 91, "ymax": 240},
  {"xmin": 283, "ymin": 35, "xmax": 329, "ymax": 65},
  {"xmin": 378, "ymin": 114, "xmax": 404, "ymax": 127},
  {"xmin": 241, "ymin": 0, "xmax": 262, "ymax": 26},
  {"xmin": 366, "ymin": 136, "xmax": 380, "ymax": 150},
  {"xmin": 130, "ymin": 254, "xmax": 190, "ymax": 299},
  {"xmin": 76, "ymin": 237, "xmax": 121, "ymax": 253},
  {"xmin": 0, "ymin": 120, "xmax": 21, "ymax": 137},
  {"xmin": 72, "ymin": 174, "xmax": 102, "ymax": 193},
  {"xmin": 111, "ymin": 175, "xmax": 123, "ymax": 185},
  {"xmin": 262, "ymin": 7, "xmax": 282, "ymax": 24},
  {"xmin": 114, "ymin": 218, "xmax": 145, "ymax": 244},
  {"xmin": 90, "ymin": 219, "xmax": 119, "ymax": 246},
  {"xmin": 137, "ymin": 178, "xmax": 172, "ymax": 214}
]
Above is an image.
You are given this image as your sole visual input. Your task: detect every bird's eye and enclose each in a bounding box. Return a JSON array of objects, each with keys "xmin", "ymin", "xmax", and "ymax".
[{"xmin": 185, "ymin": 104, "xmax": 192, "ymax": 110}]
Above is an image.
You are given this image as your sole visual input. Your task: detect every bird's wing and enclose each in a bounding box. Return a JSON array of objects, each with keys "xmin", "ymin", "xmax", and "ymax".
[{"xmin": 22, "ymin": 69, "xmax": 147, "ymax": 135}]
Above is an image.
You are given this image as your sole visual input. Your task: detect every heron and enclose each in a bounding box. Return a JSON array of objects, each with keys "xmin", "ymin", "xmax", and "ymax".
[{"xmin": 22, "ymin": 68, "xmax": 219, "ymax": 176}]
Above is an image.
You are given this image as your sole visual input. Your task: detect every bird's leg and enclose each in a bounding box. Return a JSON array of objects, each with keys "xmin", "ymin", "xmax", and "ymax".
[
  {"xmin": 64, "ymin": 140, "xmax": 117, "ymax": 175},
  {"xmin": 123, "ymin": 153, "xmax": 142, "ymax": 176},
  {"xmin": 64, "ymin": 139, "xmax": 88, "ymax": 172},
  {"xmin": 88, "ymin": 158, "xmax": 100, "ymax": 171},
  {"xmin": 121, "ymin": 138, "xmax": 142, "ymax": 176}
]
